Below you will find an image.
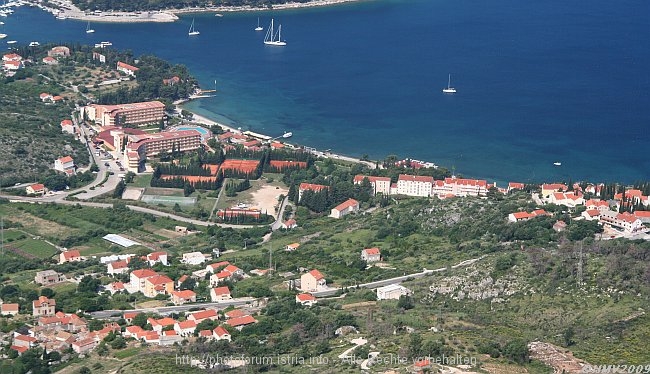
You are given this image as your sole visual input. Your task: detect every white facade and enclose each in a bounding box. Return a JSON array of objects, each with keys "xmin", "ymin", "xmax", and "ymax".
[
  {"xmin": 397, "ymin": 175, "xmax": 433, "ymax": 197},
  {"xmin": 376, "ymin": 284, "xmax": 412, "ymax": 300}
]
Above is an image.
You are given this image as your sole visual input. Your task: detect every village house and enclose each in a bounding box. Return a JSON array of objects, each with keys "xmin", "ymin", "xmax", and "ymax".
[
  {"xmin": 105, "ymin": 281, "xmax": 125, "ymax": 294},
  {"xmin": 59, "ymin": 249, "xmax": 81, "ymax": 264},
  {"xmin": 25, "ymin": 183, "xmax": 46, "ymax": 195},
  {"xmin": 176, "ymin": 275, "xmax": 189, "ymax": 289},
  {"xmin": 35, "ymin": 270, "xmax": 65, "ymax": 285},
  {"xmin": 149, "ymin": 317, "xmax": 176, "ymax": 333},
  {"xmin": 33, "ymin": 296, "xmax": 56, "ymax": 316},
  {"xmin": 546, "ymin": 191, "xmax": 585, "ymax": 207},
  {"xmin": 582, "ymin": 209, "xmax": 602, "ymax": 221},
  {"xmin": 160, "ymin": 330, "xmax": 183, "ymax": 345},
  {"xmin": 147, "ymin": 251, "xmax": 168, "ymax": 266},
  {"xmin": 48, "ymin": 46, "xmax": 70, "ymax": 57},
  {"xmin": 72, "ymin": 338, "xmax": 97, "ymax": 354},
  {"xmin": 330, "ymin": 198, "xmax": 360, "ymax": 219},
  {"xmin": 298, "ymin": 182, "xmax": 329, "ymax": 201},
  {"xmin": 614, "ymin": 189, "xmax": 650, "ymax": 207},
  {"xmin": 361, "ymin": 247, "xmax": 381, "ymax": 263},
  {"xmin": 143, "ymin": 275, "xmax": 174, "ymax": 298},
  {"xmin": 1, "ymin": 303, "xmax": 19, "ymax": 316},
  {"xmin": 599, "ymin": 211, "xmax": 644, "ymax": 234},
  {"xmin": 13, "ymin": 334, "xmax": 38, "ymax": 351},
  {"xmin": 354, "ymin": 175, "xmax": 392, "ymax": 195},
  {"xmin": 376, "ymin": 284, "xmax": 413, "ymax": 300},
  {"xmin": 300, "ymin": 269, "xmax": 326, "ymax": 292},
  {"xmin": 225, "ymin": 315, "xmax": 258, "ymax": 331},
  {"xmin": 634, "ymin": 210, "xmax": 650, "ymax": 223},
  {"xmin": 187, "ymin": 309, "xmax": 219, "ymax": 324},
  {"xmin": 60, "ymin": 119, "xmax": 74, "ymax": 134},
  {"xmin": 107, "ymin": 260, "xmax": 129, "ymax": 275},
  {"xmin": 213, "ymin": 326, "xmax": 231, "ymax": 342},
  {"xmin": 585, "ymin": 199, "xmax": 611, "ymax": 211},
  {"xmin": 553, "ymin": 221, "xmax": 568, "ymax": 232},
  {"xmin": 181, "ymin": 251, "xmax": 208, "ymax": 265},
  {"xmin": 508, "ymin": 209, "xmax": 549, "ymax": 223},
  {"xmin": 209, "ymin": 265, "xmax": 243, "ymax": 287},
  {"xmin": 116, "ymin": 61, "xmax": 139, "ymax": 77},
  {"xmin": 174, "ymin": 320, "xmax": 197, "ymax": 337},
  {"xmin": 124, "ymin": 325, "xmax": 144, "ymax": 338},
  {"xmin": 170, "ymin": 290, "xmax": 196, "ymax": 305},
  {"xmin": 123, "ymin": 312, "xmax": 139, "ymax": 324},
  {"xmin": 54, "ymin": 156, "xmax": 75, "ymax": 175},
  {"xmin": 206, "ymin": 261, "xmax": 230, "ymax": 274},
  {"xmin": 540, "ymin": 183, "xmax": 569, "ymax": 198},
  {"xmin": 282, "ymin": 219, "xmax": 298, "ymax": 229},
  {"xmin": 210, "ymin": 286, "xmax": 232, "ymax": 302},
  {"xmin": 397, "ymin": 174, "xmax": 434, "ymax": 197},
  {"xmin": 507, "ymin": 182, "xmax": 525, "ymax": 192},
  {"xmin": 296, "ymin": 293, "xmax": 317, "ymax": 307},
  {"xmin": 39, "ymin": 93, "xmax": 52, "ymax": 102},
  {"xmin": 285, "ymin": 243, "xmax": 300, "ymax": 252}
]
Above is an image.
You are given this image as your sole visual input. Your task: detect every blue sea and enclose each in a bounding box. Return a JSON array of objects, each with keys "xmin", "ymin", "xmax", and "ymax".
[{"xmin": 2, "ymin": 0, "xmax": 649, "ymax": 184}]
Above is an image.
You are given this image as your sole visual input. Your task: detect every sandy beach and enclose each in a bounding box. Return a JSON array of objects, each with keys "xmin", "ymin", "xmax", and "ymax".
[{"xmin": 34, "ymin": 0, "xmax": 369, "ymax": 23}]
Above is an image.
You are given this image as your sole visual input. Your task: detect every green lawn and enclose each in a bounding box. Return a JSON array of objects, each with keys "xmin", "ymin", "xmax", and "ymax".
[
  {"xmin": 12, "ymin": 238, "xmax": 58, "ymax": 259},
  {"xmin": 130, "ymin": 174, "xmax": 153, "ymax": 188}
]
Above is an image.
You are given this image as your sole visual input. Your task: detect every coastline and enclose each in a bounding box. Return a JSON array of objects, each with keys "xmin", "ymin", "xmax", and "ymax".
[
  {"xmin": 176, "ymin": 101, "xmax": 377, "ymax": 169},
  {"xmin": 32, "ymin": 0, "xmax": 370, "ymax": 23}
]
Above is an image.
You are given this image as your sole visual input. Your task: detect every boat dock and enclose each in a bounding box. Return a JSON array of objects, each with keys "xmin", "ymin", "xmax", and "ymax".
[{"xmin": 243, "ymin": 130, "xmax": 272, "ymax": 141}]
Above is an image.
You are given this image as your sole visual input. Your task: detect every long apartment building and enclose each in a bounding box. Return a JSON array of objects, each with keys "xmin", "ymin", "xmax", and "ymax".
[
  {"xmin": 354, "ymin": 174, "xmax": 491, "ymax": 198},
  {"xmin": 84, "ymin": 101, "xmax": 165, "ymax": 127},
  {"xmin": 353, "ymin": 175, "xmax": 392, "ymax": 195},
  {"xmin": 397, "ymin": 174, "xmax": 434, "ymax": 197},
  {"xmin": 432, "ymin": 177, "xmax": 490, "ymax": 197},
  {"xmin": 124, "ymin": 130, "xmax": 202, "ymax": 172}
]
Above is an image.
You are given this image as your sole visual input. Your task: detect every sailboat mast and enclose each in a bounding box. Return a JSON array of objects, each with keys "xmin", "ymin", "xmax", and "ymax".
[{"xmin": 448, "ymin": 74, "xmax": 451, "ymax": 89}]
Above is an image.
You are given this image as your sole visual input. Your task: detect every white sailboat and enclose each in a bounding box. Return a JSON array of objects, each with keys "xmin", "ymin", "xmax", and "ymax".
[
  {"xmin": 442, "ymin": 74, "xmax": 456, "ymax": 93},
  {"xmin": 255, "ymin": 17, "xmax": 263, "ymax": 31},
  {"xmin": 263, "ymin": 19, "xmax": 286, "ymax": 46},
  {"xmin": 85, "ymin": 21, "xmax": 94, "ymax": 33},
  {"xmin": 0, "ymin": 33, "xmax": 6, "ymax": 39},
  {"xmin": 188, "ymin": 18, "xmax": 200, "ymax": 36}
]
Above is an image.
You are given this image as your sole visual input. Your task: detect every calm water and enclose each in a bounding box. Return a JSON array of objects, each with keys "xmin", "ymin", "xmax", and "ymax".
[{"xmin": 3, "ymin": 0, "xmax": 649, "ymax": 184}]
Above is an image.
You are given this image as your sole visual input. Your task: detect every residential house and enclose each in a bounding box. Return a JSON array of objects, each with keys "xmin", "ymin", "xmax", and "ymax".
[
  {"xmin": 361, "ymin": 247, "xmax": 381, "ymax": 263},
  {"xmin": 585, "ymin": 199, "xmax": 611, "ymax": 211},
  {"xmin": 60, "ymin": 119, "xmax": 74, "ymax": 134},
  {"xmin": 3, "ymin": 53, "xmax": 22, "ymax": 62},
  {"xmin": 209, "ymin": 264, "xmax": 243, "ymax": 287},
  {"xmin": 26, "ymin": 183, "xmax": 46, "ymax": 195},
  {"xmin": 129, "ymin": 269, "xmax": 158, "ymax": 293},
  {"xmin": 553, "ymin": 221, "xmax": 568, "ymax": 232},
  {"xmin": 116, "ymin": 61, "xmax": 139, "ymax": 77},
  {"xmin": 72, "ymin": 338, "xmax": 97, "ymax": 354},
  {"xmin": 160, "ymin": 330, "xmax": 183, "ymax": 346},
  {"xmin": 143, "ymin": 275, "xmax": 174, "ymax": 298},
  {"xmin": 225, "ymin": 315, "xmax": 257, "ymax": 330},
  {"xmin": 33, "ymin": 296, "xmax": 56, "ymax": 316},
  {"xmin": 300, "ymin": 269, "xmax": 326, "ymax": 292},
  {"xmin": 170, "ymin": 290, "xmax": 196, "ymax": 305},
  {"xmin": 282, "ymin": 219, "xmax": 298, "ymax": 229},
  {"xmin": 48, "ymin": 46, "xmax": 70, "ymax": 57},
  {"xmin": 107, "ymin": 260, "xmax": 129, "ymax": 275},
  {"xmin": 123, "ymin": 312, "xmax": 139, "ymax": 324},
  {"xmin": 39, "ymin": 93, "xmax": 52, "ymax": 102},
  {"xmin": 582, "ymin": 209, "xmax": 602, "ymax": 221},
  {"xmin": 187, "ymin": 309, "xmax": 219, "ymax": 324},
  {"xmin": 124, "ymin": 325, "xmax": 144, "ymax": 338},
  {"xmin": 376, "ymin": 284, "xmax": 412, "ymax": 300},
  {"xmin": 285, "ymin": 243, "xmax": 300, "ymax": 252},
  {"xmin": 213, "ymin": 326, "xmax": 231, "ymax": 342},
  {"xmin": 541, "ymin": 183, "xmax": 569, "ymax": 198},
  {"xmin": 35, "ymin": 270, "xmax": 65, "ymax": 285},
  {"xmin": 54, "ymin": 156, "xmax": 75, "ymax": 175},
  {"xmin": 210, "ymin": 286, "xmax": 231, "ymax": 302},
  {"xmin": 42, "ymin": 56, "xmax": 58, "ymax": 65},
  {"xmin": 105, "ymin": 281, "xmax": 125, "ymax": 294},
  {"xmin": 548, "ymin": 192, "xmax": 584, "ymax": 207},
  {"xmin": 599, "ymin": 211, "xmax": 644, "ymax": 234},
  {"xmin": 296, "ymin": 293, "xmax": 317, "ymax": 306},
  {"xmin": 508, "ymin": 209, "xmax": 549, "ymax": 223},
  {"xmin": 353, "ymin": 175, "xmax": 392, "ymax": 195},
  {"xmin": 298, "ymin": 183, "xmax": 329, "ymax": 201},
  {"xmin": 176, "ymin": 275, "xmax": 189, "ymax": 288},
  {"xmin": 13, "ymin": 334, "xmax": 38, "ymax": 350},
  {"xmin": 149, "ymin": 317, "xmax": 176, "ymax": 333},
  {"xmin": 330, "ymin": 198, "xmax": 360, "ymax": 219},
  {"xmin": 147, "ymin": 251, "xmax": 168, "ymax": 266},
  {"xmin": 174, "ymin": 320, "xmax": 197, "ymax": 337},
  {"xmin": 206, "ymin": 261, "xmax": 230, "ymax": 274},
  {"xmin": 1, "ymin": 303, "xmax": 19, "ymax": 316},
  {"xmin": 397, "ymin": 174, "xmax": 433, "ymax": 197},
  {"xmin": 59, "ymin": 250, "xmax": 81, "ymax": 264},
  {"xmin": 507, "ymin": 182, "xmax": 525, "ymax": 192},
  {"xmin": 181, "ymin": 251, "xmax": 207, "ymax": 265}
]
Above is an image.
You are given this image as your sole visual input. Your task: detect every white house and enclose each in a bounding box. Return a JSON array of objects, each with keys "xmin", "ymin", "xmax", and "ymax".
[
  {"xmin": 376, "ymin": 284, "xmax": 412, "ymax": 300},
  {"xmin": 181, "ymin": 252, "xmax": 207, "ymax": 265},
  {"xmin": 129, "ymin": 269, "xmax": 158, "ymax": 293},
  {"xmin": 174, "ymin": 320, "xmax": 197, "ymax": 337},
  {"xmin": 330, "ymin": 198, "xmax": 360, "ymax": 219},
  {"xmin": 296, "ymin": 293, "xmax": 317, "ymax": 306},
  {"xmin": 599, "ymin": 211, "xmax": 644, "ymax": 233},
  {"xmin": 147, "ymin": 251, "xmax": 168, "ymax": 266},
  {"xmin": 60, "ymin": 119, "xmax": 74, "ymax": 134},
  {"xmin": 361, "ymin": 247, "xmax": 381, "ymax": 263},
  {"xmin": 397, "ymin": 174, "xmax": 433, "ymax": 197},
  {"xmin": 210, "ymin": 286, "xmax": 231, "ymax": 302},
  {"xmin": 54, "ymin": 156, "xmax": 75, "ymax": 175},
  {"xmin": 213, "ymin": 326, "xmax": 231, "ymax": 342}
]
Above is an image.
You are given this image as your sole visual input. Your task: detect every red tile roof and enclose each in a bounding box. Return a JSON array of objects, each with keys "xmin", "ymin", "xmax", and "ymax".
[
  {"xmin": 354, "ymin": 175, "xmax": 391, "ymax": 183},
  {"xmin": 363, "ymin": 247, "xmax": 380, "ymax": 255},
  {"xmin": 226, "ymin": 315, "xmax": 257, "ymax": 327},
  {"xmin": 171, "ymin": 290, "xmax": 196, "ymax": 299},
  {"xmin": 189, "ymin": 309, "xmax": 218, "ymax": 321},
  {"xmin": 117, "ymin": 61, "xmax": 139, "ymax": 71},
  {"xmin": 299, "ymin": 183, "xmax": 329, "ymax": 192},
  {"xmin": 29, "ymin": 183, "xmax": 45, "ymax": 191},
  {"xmin": 62, "ymin": 250, "xmax": 80, "ymax": 260},
  {"xmin": 296, "ymin": 293, "xmax": 316, "ymax": 302},
  {"xmin": 225, "ymin": 309, "xmax": 246, "ymax": 319},
  {"xmin": 212, "ymin": 286, "xmax": 230, "ymax": 296},
  {"xmin": 333, "ymin": 198, "xmax": 359, "ymax": 212},
  {"xmin": 634, "ymin": 211, "xmax": 650, "ymax": 218},
  {"xmin": 213, "ymin": 326, "xmax": 230, "ymax": 337},
  {"xmin": 308, "ymin": 269, "xmax": 324, "ymax": 281},
  {"xmin": 399, "ymin": 174, "xmax": 434, "ymax": 183},
  {"xmin": 131, "ymin": 269, "xmax": 157, "ymax": 279},
  {"xmin": 58, "ymin": 156, "xmax": 74, "ymax": 164},
  {"xmin": 177, "ymin": 320, "xmax": 197, "ymax": 329}
]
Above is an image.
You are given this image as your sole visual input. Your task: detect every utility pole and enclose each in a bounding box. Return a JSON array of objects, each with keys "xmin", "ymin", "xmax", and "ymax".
[
  {"xmin": 268, "ymin": 245, "xmax": 272, "ymax": 277},
  {"xmin": 1, "ymin": 216, "xmax": 4, "ymax": 256}
]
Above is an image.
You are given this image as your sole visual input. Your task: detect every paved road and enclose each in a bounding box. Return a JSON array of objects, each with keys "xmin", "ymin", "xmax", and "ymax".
[
  {"xmin": 88, "ymin": 297, "xmax": 256, "ymax": 318},
  {"xmin": 312, "ymin": 256, "xmax": 486, "ymax": 297},
  {"xmin": 270, "ymin": 196, "xmax": 289, "ymax": 231}
]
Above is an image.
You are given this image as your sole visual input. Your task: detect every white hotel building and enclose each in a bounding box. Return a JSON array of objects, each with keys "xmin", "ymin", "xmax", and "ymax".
[{"xmin": 397, "ymin": 174, "xmax": 434, "ymax": 197}]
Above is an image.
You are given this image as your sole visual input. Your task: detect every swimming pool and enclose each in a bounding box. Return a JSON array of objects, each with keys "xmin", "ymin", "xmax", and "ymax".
[{"xmin": 175, "ymin": 126, "xmax": 210, "ymax": 139}]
